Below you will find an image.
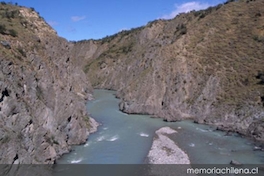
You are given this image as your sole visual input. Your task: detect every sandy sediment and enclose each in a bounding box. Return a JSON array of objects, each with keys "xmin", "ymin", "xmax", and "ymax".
[{"xmin": 147, "ymin": 127, "xmax": 190, "ymax": 164}]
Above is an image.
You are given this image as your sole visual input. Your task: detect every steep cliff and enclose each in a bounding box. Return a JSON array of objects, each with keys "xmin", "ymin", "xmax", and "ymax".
[
  {"xmin": 74, "ymin": 0, "xmax": 264, "ymax": 142},
  {"xmin": 0, "ymin": 3, "xmax": 97, "ymax": 164}
]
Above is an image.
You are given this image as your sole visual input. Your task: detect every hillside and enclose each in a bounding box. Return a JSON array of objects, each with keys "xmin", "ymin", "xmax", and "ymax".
[
  {"xmin": 0, "ymin": 2, "xmax": 97, "ymax": 164},
  {"xmin": 73, "ymin": 0, "xmax": 264, "ymax": 142}
]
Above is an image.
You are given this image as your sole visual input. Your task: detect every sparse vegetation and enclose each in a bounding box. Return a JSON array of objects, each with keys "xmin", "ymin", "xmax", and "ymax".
[
  {"xmin": 8, "ymin": 28, "xmax": 17, "ymax": 37},
  {"xmin": 253, "ymin": 35, "xmax": 264, "ymax": 43},
  {"xmin": 224, "ymin": 0, "xmax": 236, "ymax": 4},
  {"xmin": 17, "ymin": 47, "xmax": 26, "ymax": 57},
  {"xmin": 0, "ymin": 135, "xmax": 10, "ymax": 144},
  {"xmin": 81, "ymin": 0, "xmax": 264, "ymax": 133},
  {"xmin": 0, "ymin": 23, "xmax": 6, "ymax": 34},
  {"xmin": 36, "ymin": 85, "xmax": 43, "ymax": 100},
  {"xmin": 179, "ymin": 24, "xmax": 187, "ymax": 35},
  {"xmin": 1, "ymin": 9, "xmax": 19, "ymax": 19},
  {"xmin": 83, "ymin": 115, "xmax": 91, "ymax": 130}
]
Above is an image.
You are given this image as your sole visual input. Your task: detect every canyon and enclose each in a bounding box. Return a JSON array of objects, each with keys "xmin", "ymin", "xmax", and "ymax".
[
  {"xmin": 0, "ymin": 0, "xmax": 264, "ymax": 165},
  {"xmin": 72, "ymin": 0, "xmax": 264, "ymax": 143}
]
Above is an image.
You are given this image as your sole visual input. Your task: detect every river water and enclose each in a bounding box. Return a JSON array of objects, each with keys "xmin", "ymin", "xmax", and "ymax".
[{"xmin": 56, "ymin": 89, "xmax": 264, "ymax": 165}]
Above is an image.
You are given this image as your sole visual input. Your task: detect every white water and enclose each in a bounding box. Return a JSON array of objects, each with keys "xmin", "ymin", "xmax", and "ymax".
[
  {"xmin": 70, "ymin": 159, "xmax": 82, "ymax": 164},
  {"xmin": 139, "ymin": 133, "xmax": 149, "ymax": 137},
  {"xmin": 56, "ymin": 89, "xmax": 264, "ymax": 165}
]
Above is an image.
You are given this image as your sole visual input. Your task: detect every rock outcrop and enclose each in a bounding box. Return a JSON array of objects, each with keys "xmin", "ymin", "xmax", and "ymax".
[
  {"xmin": 0, "ymin": 3, "xmax": 97, "ymax": 164},
  {"xmin": 2, "ymin": 0, "xmax": 264, "ymax": 166},
  {"xmin": 74, "ymin": 0, "xmax": 264, "ymax": 142}
]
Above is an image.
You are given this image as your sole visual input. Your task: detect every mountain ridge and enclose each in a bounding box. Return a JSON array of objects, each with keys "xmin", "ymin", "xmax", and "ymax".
[
  {"xmin": 1, "ymin": 0, "xmax": 264, "ymax": 166},
  {"xmin": 73, "ymin": 0, "xmax": 264, "ymax": 142}
]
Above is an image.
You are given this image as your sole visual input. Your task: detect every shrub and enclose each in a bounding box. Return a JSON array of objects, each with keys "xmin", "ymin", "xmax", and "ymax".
[
  {"xmin": 215, "ymin": 4, "xmax": 223, "ymax": 11},
  {"xmin": 36, "ymin": 85, "xmax": 44, "ymax": 100},
  {"xmin": 2, "ymin": 10, "xmax": 19, "ymax": 19},
  {"xmin": 17, "ymin": 47, "xmax": 26, "ymax": 57},
  {"xmin": 0, "ymin": 135, "xmax": 10, "ymax": 144},
  {"xmin": 253, "ymin": 35, "xmax": 264, "ymax": 43},
  {"xmin": 199, "ymin": 13, "xmax": 206, "ymax": 19},
  {"xmin": 0, "ymin": 24, "xmax": 6, "ymax": 34},
  {"xmin": 8, "ymin": 29, "xmax": 17, "ymax": 37},
  {"xmin": 224, "ymin": 0, "xmax": 236, "ymax": 5},
  {"xmin": 179, "ymin": 24, "xmax": 187, "ymax": 35}
]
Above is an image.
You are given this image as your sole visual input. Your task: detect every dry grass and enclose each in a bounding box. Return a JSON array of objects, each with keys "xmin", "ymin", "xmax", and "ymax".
[{"xmin": 78, "ymin": 0, "xmax": 264, "ymax": 122}]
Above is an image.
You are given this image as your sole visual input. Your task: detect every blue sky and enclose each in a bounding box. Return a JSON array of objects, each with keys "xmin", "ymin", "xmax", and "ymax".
[{"xmin": 14, "ymin": 0, "xmax": 225, "ymax": 41}]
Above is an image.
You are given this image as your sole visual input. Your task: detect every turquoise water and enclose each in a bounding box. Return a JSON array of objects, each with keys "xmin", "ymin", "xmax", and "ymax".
[{"xmin": 55, "ymin": 89, "xmax": 264, "ymax": 164}]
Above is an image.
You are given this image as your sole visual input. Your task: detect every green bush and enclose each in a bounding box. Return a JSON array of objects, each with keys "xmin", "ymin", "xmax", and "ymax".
[
  {"xmin": 8, "ymin": 29, "xmax": 17, "ymax": 37},
  {"xmin": 179, "ymin": 24, "xmax": 187, "ymax": 35},
  {"xmin": 2, "ymin": 9, "xmax": 19, "ymax": 19},
  {"xmin": 253, "ymin": 35, "xmax": 264, "ymax": 43},
  {"xmin": 0, "ymin": 24, "xmax": 6, "ymax": 34},
  {"xmin": 199, "ymin": 13, "xmax": 206, "ymax": 19},
  {"xmin": 224, "ymin": 0, "xmax": 236, "ymax": 4}
]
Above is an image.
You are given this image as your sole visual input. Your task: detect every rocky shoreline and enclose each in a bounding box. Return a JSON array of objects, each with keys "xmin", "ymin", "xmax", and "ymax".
[
  {"xmin": 75, "ymin": 0, "xmax": 264, "ymax": 144},
  {"xmin": 1, "ymin": 0, "xmax": 264, "ymax": 168}
]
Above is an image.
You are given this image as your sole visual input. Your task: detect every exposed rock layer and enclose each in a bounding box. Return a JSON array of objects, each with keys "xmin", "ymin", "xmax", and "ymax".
[
  {"xmin": 0, "ymin": 4, "xmax": 97, "ymax": 164},
  {"xmin": 73, "ymin": 0, "xmax": 264, "ymax": 142}
]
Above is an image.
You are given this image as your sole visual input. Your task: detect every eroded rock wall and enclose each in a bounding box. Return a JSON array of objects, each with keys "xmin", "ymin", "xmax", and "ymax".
[
  {"xmin": 75, "ymin": 0, "xmax": 264, "ymax": 142},
  {"xmin": 0, "ymin": 4, "xmax": 97, "ymax": 164}
]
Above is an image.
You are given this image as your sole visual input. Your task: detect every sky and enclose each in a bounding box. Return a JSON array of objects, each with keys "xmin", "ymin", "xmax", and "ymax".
[{"xmin": 13, "ymin": 0, "xmax": 225, "ymax": 41}]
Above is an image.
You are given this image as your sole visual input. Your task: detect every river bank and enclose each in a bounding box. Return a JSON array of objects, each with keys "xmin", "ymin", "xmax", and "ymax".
[{"xmin": 54, "ymin": 89, "xmax": 264, "ymax": 166}]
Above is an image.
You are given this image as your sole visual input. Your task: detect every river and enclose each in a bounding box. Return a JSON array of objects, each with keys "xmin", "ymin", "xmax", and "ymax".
[{"xmin": 55, "ymin": 89, "xmax": 264, "ymax": 165}]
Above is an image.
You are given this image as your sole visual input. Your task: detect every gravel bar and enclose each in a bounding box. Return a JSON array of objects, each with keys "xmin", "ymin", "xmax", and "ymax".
[{"xmin": 147, "ymin": 127, "xmax": 190, "ymax": 164}]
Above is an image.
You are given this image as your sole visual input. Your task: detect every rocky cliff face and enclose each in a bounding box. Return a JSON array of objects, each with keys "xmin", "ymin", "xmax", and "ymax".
[
  {"xmin": 74, "ymin": 0, "xmax": 264, "ymax": 142},
  {"xmin": 0, "ymin": 3, "xmax": 97, "ymax": 164}
]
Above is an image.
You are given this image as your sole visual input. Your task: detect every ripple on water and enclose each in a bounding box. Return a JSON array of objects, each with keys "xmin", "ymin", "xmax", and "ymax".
[
  {"xmin": 139, "ymin": 133, "xmax": 149, "ymax": 137},
  {"xmin": 96, "ymin": 135, "xmax": 106, "ymax": 142},
  {"xmin": 55, "ymin": 90, "xmax": 264, "ymax": 165},
  {"xmin": 70, "ymin": 159, "xmax": 82, "ymax": 163},
  {"xmin": 189, "ymin": 143, "xmax": 195, "ymax": 147},
  {"xmin": 196, "ymin": 127, "xmax": 209, "ymax": 133},
  {"xmin": 107, "ymin": 135, "xmax": 119, "ymax": 142}
]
